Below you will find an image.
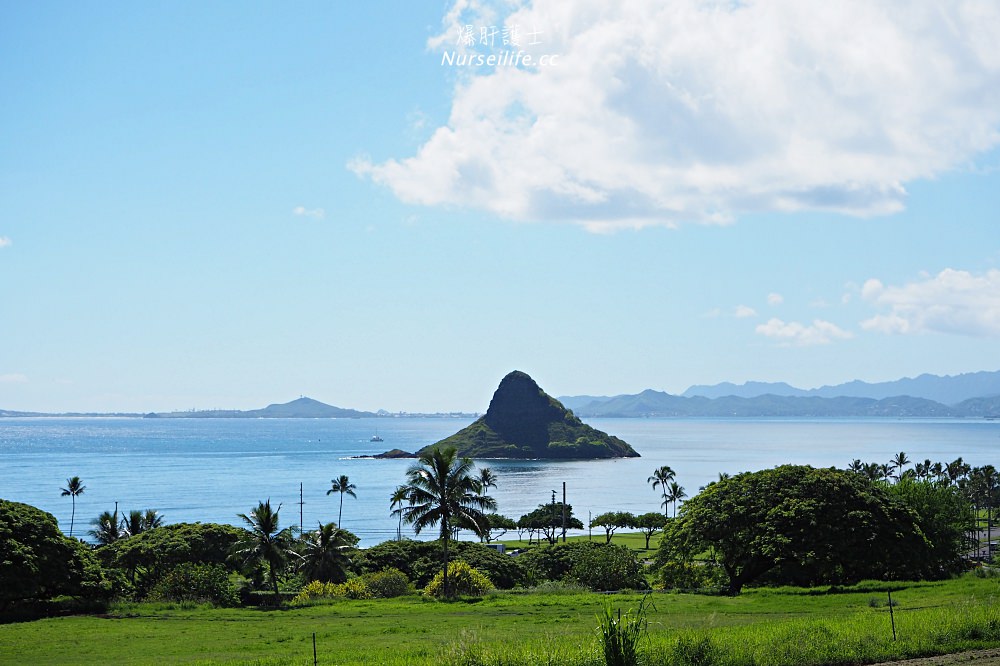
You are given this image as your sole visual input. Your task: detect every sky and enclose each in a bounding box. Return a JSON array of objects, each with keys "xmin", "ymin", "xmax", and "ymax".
[{"xmin": 1, "ymin": 1, "xmax": 999, "ymax": 414}]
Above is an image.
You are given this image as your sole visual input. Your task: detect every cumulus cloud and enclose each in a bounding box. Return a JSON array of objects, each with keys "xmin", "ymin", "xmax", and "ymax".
[
  {"xmin": 0, "ymin": 236, "xmax": 11, "ymax": 248},
  {"xmin": 292, "ymin": 206, "xmax": 325, "ymax": 220},
  {"xmin": 0, "ymin": 373, "xmax": 28, "ymax": 384},
  {"xmin": 756, "ymin": 318, "xmax": 853, "ymax": 346},
  {"xmin": 767, "ymin": 292, "xmax": 784, "ymax": 306},
  {"xmin": 354, "ymin": 0, "xmax": 1000, "ymax": 230},
  {"xmin": 861, "ymin": 269, "xmax": 1000, "ymax": 337},
  {"xmin": 734, "ymin": 305, "xmax": 757, "ymax": 318}
]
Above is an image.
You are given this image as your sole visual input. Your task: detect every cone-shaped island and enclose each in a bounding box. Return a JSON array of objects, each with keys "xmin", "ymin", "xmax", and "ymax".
[{"xmin": 377, "ymin": 371, "xmax": 639, "ymax": 459}]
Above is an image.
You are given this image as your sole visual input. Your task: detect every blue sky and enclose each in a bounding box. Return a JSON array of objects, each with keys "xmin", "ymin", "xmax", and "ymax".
[{"xmin": 2, "ymin": 1, "xmax": 999, "ymax": 413}]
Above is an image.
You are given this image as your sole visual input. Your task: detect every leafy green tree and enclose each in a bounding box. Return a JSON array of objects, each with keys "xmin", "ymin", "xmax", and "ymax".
[
  {"xmin": 298, "ymin": 522, "xmax": 358, "ymax": 583},
  {"xmin": 0, "ymin": 500, "xmax": 110, "ymax": 610},
  {"xmin": 60, "ymin": 476, "xmax": 86, "ymax": 538},
  {"xmin": 884, "ymin": 478, "xmax": 973, "ymax": 577},
  {"xmin": 483, "ymin": 513, "xmax": 517, "ymax": 543},
  {"xmin": 633, "ymin": 512, "xmax": 668, "ymax": 549},
  {"xmin": 100, "ymin": 522, "xmax": 242, "ymax": 598},
  {"xmin": 400, "ymin": 446, "xmax": 497, "ymax": 597},
  {"xmin": 590, "ymin": 511, "xmax": 636, "ymax": 544},
  {"xmin": 660, "ymin": 465, "xmax": 928, "ymax": 594},
  {"xmin": 518, "ymin": 503, "xmax": 583, "ymax": 544},
  {"xmin": 90, "ymin": 509, "xmax": 122, "ymax": 545},
  {"xmin": 148, "ymin": 562, "xmax": 238, "ymax": 606},
  {"xmin": 647, "ymin": 466, "xmax": 676, "ymax": 517},
  {"xmin": 230, "ymin": 499, "xmax": 296, "ymax": 603},
  {"xmin": 327, "ymin": 474, "xmax": 357, "ymax": 526}
]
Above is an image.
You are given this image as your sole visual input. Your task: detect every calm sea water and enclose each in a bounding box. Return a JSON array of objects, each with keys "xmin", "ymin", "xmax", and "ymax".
[{"xmin": 2, "ymin": 417, "xmax": 999, "ymax": 547}]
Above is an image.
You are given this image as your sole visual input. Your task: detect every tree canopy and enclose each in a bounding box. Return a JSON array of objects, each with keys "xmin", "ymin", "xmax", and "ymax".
[{"xmin": 659, "ymin": 465, "xmax": 931, "ymax": 594}]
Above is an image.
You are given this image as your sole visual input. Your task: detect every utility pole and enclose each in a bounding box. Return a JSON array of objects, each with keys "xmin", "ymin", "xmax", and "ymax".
[
  {"xmin": 298, "ymin": 482, "xmax": 305, "ymax": 539},
  {"xmin": 562, "ymin": 481, "xmax": 567, "ymax": 542}
]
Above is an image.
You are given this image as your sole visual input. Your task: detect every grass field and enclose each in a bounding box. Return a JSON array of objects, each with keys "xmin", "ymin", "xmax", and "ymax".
[{"xmin": 3, "ymin": 573, "xmax": 1000, "ymax": 665}]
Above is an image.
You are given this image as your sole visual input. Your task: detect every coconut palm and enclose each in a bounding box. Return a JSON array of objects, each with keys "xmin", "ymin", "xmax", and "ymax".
[
  {"xmin": 401, "ymin": 446, "xmax": 496, "ymax": 597},
  {"xmin": 477, "ymin": 467, "xmax": 498, "ymax": 495},
  {"xmin": 647, "ymin": 465, "xmax": 676, "ymax": 517},
  {"xmin": 89, "ymin": 509, "xmax": 122, "ymax": 545},
  {"xmin": 231, "ymin": 499, "xmax": 296, "ymax": 602},
  {"xmin": 666, "ymin": 481, "xmax": 687, "ymax": 518},
  {"xmin": 60, "ymin": 476, "xmax": 86, "ymax": 538},
  {"xmin": 327, "ymin": 474, "xmax": 357, "ymax": 526},
  {"xmin": 298, "ymin": 522, "xmax": 358, "ymax": 583},
  {"xmin": 389, "ymin": 485, "xmax": 411, "ymax": 541},
  {"xmin": 891, "ymin": 451, "xmax": 911, "ymax": 481},
  {"xmin": 120, "ymin": 508, "xmax": 164, "ymax": 537}
]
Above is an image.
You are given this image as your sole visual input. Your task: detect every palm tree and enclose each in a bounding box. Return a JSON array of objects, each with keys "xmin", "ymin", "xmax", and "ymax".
[
  {"xmin": 231, "ymin": 499, "xmax": 296, "ymax": 603},
  {"xmin": 477, "ymin": 467, "xmax": 498, "ymax": 495},
  {"xmin": 327, "ymin": 474, "xmax": 357, "ymax": 526},
  {"xmin": 142, "ymin": 508, "xmax": 164, "ymax": 531},
  {"xmin": 666, "ymin": 481, "xmax": 687, "ymax": 518},
  {"xmin": 121, "ymin": 510, "xmax": 147, "ymax": 538},
  {"xmin": 891, "ymin": 451, "xmax": 910, "ymax": 482},
  {"xmin": 60, "ymin": 476, "xmax": 86, "ymax": 538},
  {"xmin": 401, "ymin": 446, "xmax": 496, "ymax": 597},
  {"xmin": 389, "ymin": 485, "xmax": 411, "ymax": 541},
  {"xmin": 90, "ymin": 509, "xmax": 122, "ymax": 545},
  {"xmin": 298, "ymin": 522, "xmax": 358, "ymax": 583},
  {"xmin": 120, "ymin": 508, "xmax": 164, "ymax": 537},
  {"xmin": 647, "ymin": 465, "xmax": 676, "ymax": 517}
]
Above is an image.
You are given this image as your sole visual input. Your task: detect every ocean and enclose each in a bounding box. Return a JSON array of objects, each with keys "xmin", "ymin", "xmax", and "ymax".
[{"xmin": 1, "ymin": 416, "xmax": 998, "ymax": 547}]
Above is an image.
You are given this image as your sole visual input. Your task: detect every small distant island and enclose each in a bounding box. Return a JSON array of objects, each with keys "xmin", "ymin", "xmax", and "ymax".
[{"xmin": 376, "ymin": 370, "xmax": 639, "ymax": 459}]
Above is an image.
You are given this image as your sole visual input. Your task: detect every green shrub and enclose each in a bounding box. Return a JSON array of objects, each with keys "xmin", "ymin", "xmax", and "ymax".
[
  {"xmin": 657, "ymin": 560, "xmax": 728, "ymax": 591},
  {"xmin": 570, "ymin": 543, "xmax": 647, "ymax": 591},
  {"xmin": 362, "ymin": 568, "xmax": 411, "ymax": 598},
  {"xmin": 424, "ymin": 561, "xmax": 494, "ymax": 598},
  {"xmin": 148, "ymin": 563, "xmax": 238, "ymax": 607}
]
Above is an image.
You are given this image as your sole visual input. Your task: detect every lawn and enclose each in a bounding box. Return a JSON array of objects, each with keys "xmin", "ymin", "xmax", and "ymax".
[{"xmin": 3, "ymin": 574, "xmax": 1000, "ymax": 665}]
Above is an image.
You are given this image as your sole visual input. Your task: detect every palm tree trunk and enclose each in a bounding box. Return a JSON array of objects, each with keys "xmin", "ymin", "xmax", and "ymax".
[
  {"xmin": 442, "ymin": 531, "xmax": 450, "ymax": 598},
  {"xmin": 69, "ymin": 497, "xmax": 76, "ymax": 538},
  {"xmin": 338, "ymin": 493, "xmax": 344, "ymax": 526}
]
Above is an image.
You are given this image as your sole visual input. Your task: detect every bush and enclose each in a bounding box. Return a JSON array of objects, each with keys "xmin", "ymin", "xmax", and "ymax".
[
  {"xmin": 570, "ymin": 543, "xmax": 647, "ymax": 591},
  {"xmin": 518, "ymin": 541, "xmax": 604, "ymax": 584},
  {"xmin": 362, "ymin": 568, "xmax": 411, "ymax": 598},
  {"xmin": 657, "ymin": 560, "xmax": 729, "ymax": 591},
  {"xmin": 424, "ymin": 561, "xmax": 494, "ymax": 598},
  {"xmin": 291, "ymin": 577, "xmax": 373, "ymax": 603},
  {"xmin": 148, "ymin": 563, "xmax": 238, "ymax": 607}
]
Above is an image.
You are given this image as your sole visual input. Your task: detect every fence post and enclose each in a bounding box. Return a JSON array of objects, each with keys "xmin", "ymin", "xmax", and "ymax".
[
  {"xmin": 313, "ymin": 632, "xmax": 318, "ymax": 665},
  {"xmin": 887, "ymin": 591, "xmax": 897, "ymax": 641}
]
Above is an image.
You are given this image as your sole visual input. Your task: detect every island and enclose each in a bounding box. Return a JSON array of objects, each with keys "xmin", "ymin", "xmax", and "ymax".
[{"xmin": 376, "ymin": 370, "xmax": 639, "ymax": 459}]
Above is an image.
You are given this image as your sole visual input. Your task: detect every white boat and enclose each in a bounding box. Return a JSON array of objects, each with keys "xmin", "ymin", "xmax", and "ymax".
[{"xmin": 370, "ymin": 429, "xmax": 383, "ymax": 442}]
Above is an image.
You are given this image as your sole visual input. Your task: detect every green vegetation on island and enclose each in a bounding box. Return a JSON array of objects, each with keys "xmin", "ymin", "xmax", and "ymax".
[{"xmin": 389, "ymin": 371, "xmax": 639, "ymax": 459}]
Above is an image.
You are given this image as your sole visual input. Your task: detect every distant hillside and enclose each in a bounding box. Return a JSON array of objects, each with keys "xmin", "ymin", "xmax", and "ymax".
[
  {"xmin": 149, "ymin": 397, "xmax": 377, "ymax": 419},
  {"xmin": 564, "ymin": 392, "xmax": 979, "ymax": 418},
  {"xmin": 681, "ymin": 370, "xmax": 1000, "ymax": 404}
]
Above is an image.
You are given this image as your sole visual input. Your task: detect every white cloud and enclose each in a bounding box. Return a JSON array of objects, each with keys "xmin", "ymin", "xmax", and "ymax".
[
  {"xmin": 767, "ymin": 292, "xmax": 784, "ymax": 306},
  {"xmin": 0, "ymin": 236, "xmax": 11, "ymax": 248},
  {"xmin": 292, "ymin": 206, "xmax": 325, "ymax": 220},
  {"xmin": 0, "ymin": 373, "xmax": 28, "ymax": 384},
  {"xmin": 354, "ymin": 1, "xmax": 1000, "ymax": 230},
  {"xmin": 861, "ymin": 268, "xmax": 1000, "ymax": 337},
  {"xmin": 756, "ymin": 318, "xmax": 853, "ymax": 346},
  {"xmin": 734, "ymin": 305, "xmax": 757, "ymax": 318}
]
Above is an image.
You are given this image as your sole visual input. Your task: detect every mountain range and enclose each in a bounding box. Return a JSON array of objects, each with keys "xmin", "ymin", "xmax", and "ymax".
[{"xmin": 559, "ymin": 370, "xmax": 1000, "ymax": 418}]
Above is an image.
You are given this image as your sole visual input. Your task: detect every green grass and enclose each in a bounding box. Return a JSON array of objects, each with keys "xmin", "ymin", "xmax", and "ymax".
[{"xmin": 2, "ymin": 575, "xmax": 1000, "ymax": 665}]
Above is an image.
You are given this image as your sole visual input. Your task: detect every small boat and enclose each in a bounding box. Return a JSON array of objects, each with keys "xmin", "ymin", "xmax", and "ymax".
[{"xmin": 370, "ymin": 429, "xmax": 383, "ymax": 442}]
